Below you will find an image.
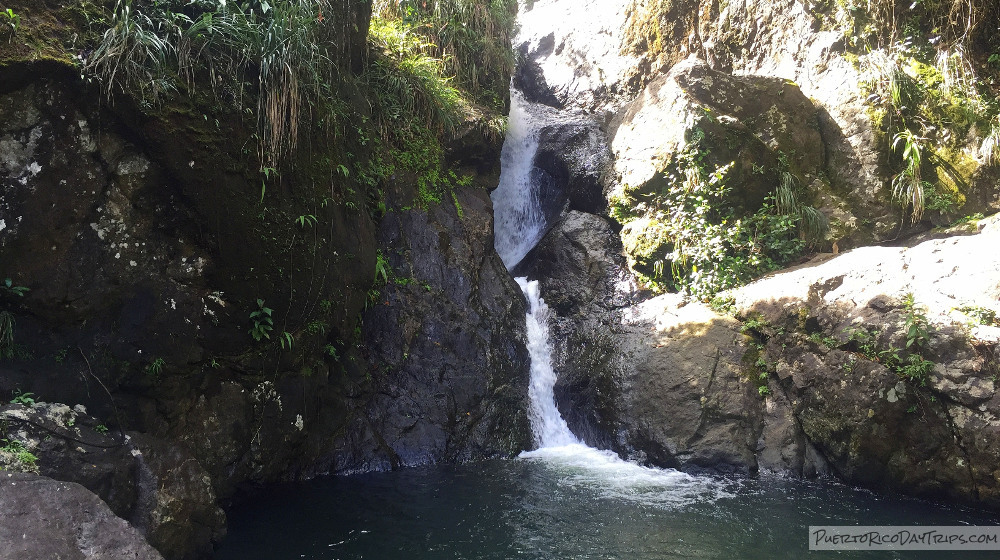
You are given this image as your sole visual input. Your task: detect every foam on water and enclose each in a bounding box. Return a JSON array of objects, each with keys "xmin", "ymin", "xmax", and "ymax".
[
  {"xmin": 520, "ymin": 443, "xmax": 736, "ymax": 508},
  {"xmin": 514, "ymin": 277, "xmax": 731, "ymax": 508}
]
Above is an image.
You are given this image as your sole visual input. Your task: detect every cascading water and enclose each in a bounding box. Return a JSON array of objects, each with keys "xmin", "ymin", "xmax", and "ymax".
[
  {"xmin": 517, "ymin": 277, "xmax": 579, "ymax": 448},
  {"xmin": 492, "ymin": 88, "xmax": 728, "ymax": 505},
  {"xmin": 491, "ymin": 90, "xmax": 547, "ymax": 269}
]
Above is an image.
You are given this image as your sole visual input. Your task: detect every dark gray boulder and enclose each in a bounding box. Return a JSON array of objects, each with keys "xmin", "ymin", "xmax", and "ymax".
[
  {"xmin": 127, "ymin": 433, "xmax": 226, "ymax": 560},
  {"xmin": 0, "ymin": 403, "xmax": 136, "ymax": 516},
  {"xmin": 353, "ymin": 184, "xmax": 533, "ymax": 469},
  {"xmin": 514, "ymin": 210, "xmax": 639, "ymax": 450},
  {"xmin": 0, "ymin": 472, "xmax": 164, "ymax": 560},
  {"xmin": 533, "ymin": 119, "xmax": 612, "ymax": 215}
]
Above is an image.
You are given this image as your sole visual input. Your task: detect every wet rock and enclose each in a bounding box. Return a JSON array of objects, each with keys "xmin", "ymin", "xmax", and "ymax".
[
  {"xmin": 127, "ymin": 433, "xmax": 226, "ymax": 560},
  {"xmin": 0, "ymin": 472, "xmax": 164, "ymax": 560},
  {"xmin": 533, "ymin": 119, "xmax": 612, "ymax": 214},
  {"xmin": 515, "ymin": 211, "xmax": 632, "ymax": 315},
  {"xmin": 0, "ymin": 402, "xmax": 137, "ymax": 517},
  {"xmin": 513, "ymin": 210, "xmax": 639, "ymax": 451},
  {"xmin": 356, "ymin": 185, "xmax": 533, "ymax": 469}
]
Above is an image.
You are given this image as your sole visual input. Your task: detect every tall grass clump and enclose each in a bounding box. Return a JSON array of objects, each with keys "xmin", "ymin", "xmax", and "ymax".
[
  {"xmin": 87, "ymin": 0, "xmax": 347, "ymax": 168},
  {"xmin": 839, "ymin": 0, "xmax": 1000, "ymax": 223},
  {"xmin": 366, "ymin": 17, "xmax": 468, "ymax": 137},
  {"xmin": 372, "ymin": 0, "xmax": 516, "ymax": 111}
]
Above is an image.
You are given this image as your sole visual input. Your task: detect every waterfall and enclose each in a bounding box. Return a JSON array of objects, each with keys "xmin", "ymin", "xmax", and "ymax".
[
  {"xmin": 491, "ymin": 90, "xmax": 546, "ymax": 270},
  {"xmin": 493, "ymin": 86, "xmax": 727, "ymax": 504},
  {"xmin": 517, "ymin": 277, "xmax": 579, "ymax": 448}
]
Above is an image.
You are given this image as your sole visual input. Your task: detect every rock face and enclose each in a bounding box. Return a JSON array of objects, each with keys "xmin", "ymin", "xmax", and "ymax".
[
  {"xmin": 514, "ymin": 0, "xmax": 642, "ymax": 114},
  {"xmin": 351, "ymin": 185, "xmax": 533, "ymax": 470},
  {"xmin": 617, "ymin": 296, "xmax": 764, "ymax": 473},
  {"xmin": 0, "ymin": 403, "xmax": 226, "ymax": 560},
  {"xmin": 0, "ymin": 472, "xmax": 164, "ymax": 560},
  {"xmin": 514, "ymin": 211, "xmax": 639, "ymax": 449},
  {"xmin": 549, "ymin": 217, "xmax": 1000, "ymax": 507},
  {"xmin": 0, "ymin": 2, "xmax": 529, "ymax": 557},
  {"xmin": 534, "ymin": 119, "xmax": 612, "ymax": 214},
  {"xmin": 516, "ymin": 0, "xmax": 1000, "ymax": 251},
  {"xmin": 607, "ymin": 56, "xmax": 867, "ymax": 261},
  {"xmin": 127, "ymin": 433, "xmax": 226, "ymax": 560}
]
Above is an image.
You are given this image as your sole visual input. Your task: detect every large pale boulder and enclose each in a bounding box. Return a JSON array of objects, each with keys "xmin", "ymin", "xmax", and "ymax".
[{"xmin": 551, "ymin": 215, "xmax": 1000, "ymax": 507}]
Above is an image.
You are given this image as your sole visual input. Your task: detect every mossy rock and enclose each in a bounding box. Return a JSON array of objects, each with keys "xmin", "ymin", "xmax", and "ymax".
[{"xmin": 0, "ymin": 0, "xmax": 111, "ymax": 68}]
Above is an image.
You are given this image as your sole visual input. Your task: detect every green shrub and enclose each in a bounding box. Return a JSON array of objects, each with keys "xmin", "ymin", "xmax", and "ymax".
[
  {"xmin": 616, "ymin": 146, "xmax": 825, "ymax": 298},
  {"xmin": 372, "ymin": 0, "xmax": 516, "ymax": 111}
]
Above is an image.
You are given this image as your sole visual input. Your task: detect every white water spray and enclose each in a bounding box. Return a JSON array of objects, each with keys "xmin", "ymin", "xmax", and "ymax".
[
  {"xmin": 492, "ymin": 91, "xmax": 546, "ymax": 269},
  {"xmin": 517, "ymin": 277, "xmax": 579, "ymax": 448},
  {"xmin": 514, "ymin": 275, "xmax": 728, "ymax": 505}
]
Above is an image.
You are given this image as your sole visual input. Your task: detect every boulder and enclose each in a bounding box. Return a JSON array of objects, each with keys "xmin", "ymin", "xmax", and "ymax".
[
  {"xmin": 618, "ymin": 295, "xmax": 761, "ymax": 472},
  {"xmin": 514, "ymin": 211, "xmax": 632, "ymax": 315},
  {"xmin": 0, "ymin": 402, "xmax": 136, "ymax": 517},
  {"xmin": 0, "ymin": 472, "xmax": 164, "ymax": 560},
  {"xmin": 514, "ymin": 0, "xmax": 643, "ymax": 114},
  {"xmin": 0, "ymin": 402, "xmax": 226, "ymax": 559},
  {"xmin": 514, "ymin": 210, "xmax": 639, "ymax": 450},
  {"xmin": 127, "ymin": 433, "xmax": 226, "ymax": 560},
  {"xmin": 551, "ymin": 213, "xmax": 1000, "ymax": 507},
  {"xmin": 354, "ymin": 184, "xmax": 533, "ymax": 469},
  {"xmin": 534, "ymin": 119, "xmax": 612, "ymax": 214}
]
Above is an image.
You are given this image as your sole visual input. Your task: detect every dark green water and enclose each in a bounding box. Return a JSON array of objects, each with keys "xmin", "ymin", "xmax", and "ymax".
[{"xmin": 213, "ymin": 454, "xmax": 1000, "ymax": 559}]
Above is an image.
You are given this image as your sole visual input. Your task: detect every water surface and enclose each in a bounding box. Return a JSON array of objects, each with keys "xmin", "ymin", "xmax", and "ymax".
[{"xmin": 214, "ymin": 459, "xmax": 999, "ymax": 559}]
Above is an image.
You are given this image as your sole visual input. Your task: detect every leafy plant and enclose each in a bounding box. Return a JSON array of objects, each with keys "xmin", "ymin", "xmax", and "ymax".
[
  {"xmin": 145, "ymin": 357, "xmax": 165, "ymax": 376},
  {"xmin": 249, "ymin": 298, "xmax": 274, "ymax": 341},
  {"xmin": 775, "ymin": 171, "xmax": 798, "ymax": 215},
  {"xmin": 87, "ymin": 0, "xmax": 348, "ymax": 168},
  {"xmin": 1, "ymin": 278, "xmax": 27, "ymax": 297},
  {"xmin": 304, "ymin": 320, "xmax": 327, "ymax": 335},
  {"xmin": 891, "ymin": 130, "xmax": 927, "ymax": 223},
  {"xmin": 260, "ymin": 167, "xmax": 277, "ymax": 203},
  {"xmin": 9, "ymin": 390, "xmax": 35, "ymax": 406},
  {"xmin": 94, "ymin": 424, "xmax": 110, "ymax": 435},
  {"xmin": 958, "ymin": 305, "xmax": 999, "ymax": 326},
  {"xmin": 2, "ymin": 7, "xmax": 20, "ymax": 35},
  {"xmin": 371, "ymin": 0, "xmax": 516, "ymax": 112},
  {"xmin": 374, "ymin": 250, "xmax": 391, "ymax": 285},
  {"xmin": 902, "ymin": 292, "xmax": 929, "ymax": 352},
  {"xmin": 901, "ymin": 354, "xmax": 934, "ymax": 385},
  {"xmin": 295, "ymin": 214, "xmax": 317, "ymax": 228},
  {"xmin": 279, "ymin": 331, "xmax": 294, "ymax": 350},
  {"xmin": 0, "ymin": 438, "xmax": 38, "ymax": 473},
  {"xmin": 709, "ymin": 295, "xmax": 737, "ymax": 315}
]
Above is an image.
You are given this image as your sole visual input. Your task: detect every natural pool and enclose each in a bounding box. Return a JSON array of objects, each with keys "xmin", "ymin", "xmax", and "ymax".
[{"xmin": 213, "ymin": 450, "xmax": 1000, "ymax": 560}]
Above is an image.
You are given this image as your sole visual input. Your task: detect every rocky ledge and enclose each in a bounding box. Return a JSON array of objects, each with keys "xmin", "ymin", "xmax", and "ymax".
[{"xmin": 544, "ymin": 215, "xmax": 1000, "ymax": 508}]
